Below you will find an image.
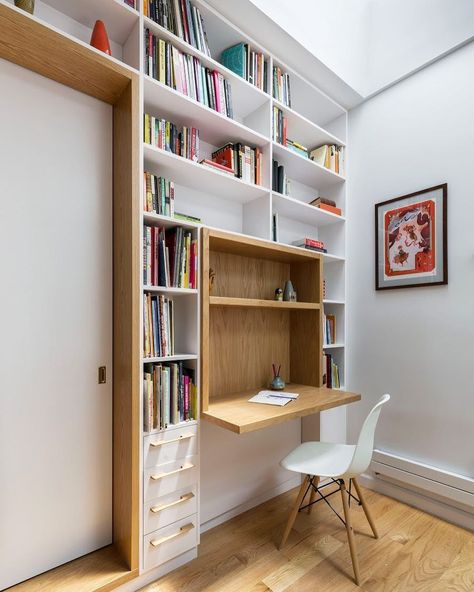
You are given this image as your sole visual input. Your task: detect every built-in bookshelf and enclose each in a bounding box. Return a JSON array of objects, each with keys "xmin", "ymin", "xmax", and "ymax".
[{"xmin": 0, "ymin": 0, "xmax": 348, "ymax": 588}]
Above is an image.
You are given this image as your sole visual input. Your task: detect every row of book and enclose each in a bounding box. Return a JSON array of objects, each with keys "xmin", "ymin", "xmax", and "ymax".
[
  {"xmin": 144, "ymin": 114, "xmax": 200, "ymax": 161},
  {"xmin": 273, "ymin": 66, "xmax": 291, "ymax": 107},
  {"xmin": 221, "ymin": 42, "xmax": 268, "ymax": 92},
  {"xmin": 323, "ymin": 312, "xmax": 337, "ymax": 345},
  {"xmin": 145, "ymin": 29, "xmax": 234, "ymax": 119},
  {"xmin": 144, "ymin": 0, "xmax": 211, "ymax": 57},
  {"xmin": 143, "ymin": 225, "xmax": 197, "ymax": 289},
  {"xmin": 310, "ymin": 144, "xmax": 345, "ymax": 176},
  {"xmin": 323, "ymin": 353, "xmax": 340, "ymax": 389},
  {"xmin": 292, "ymin": 237, "xmax": 327, "ymax": 253},
  {"xmin": 206, "ymin": 142, "xmax": 263, "ymax": 184},
  {"xmin": 272, "ymin": 160, "xmax": 290, "ymax": 195},
  {"xmin": 144, "ymin": 362, "xmax": 197, "ymax": 431},
  {"xmin": 143, "ymin": 293, "xmax": 175, "ymax": 358},
  {"xmin": 143, "ymin": 172, "xmax": 175, "ymax": 216}
]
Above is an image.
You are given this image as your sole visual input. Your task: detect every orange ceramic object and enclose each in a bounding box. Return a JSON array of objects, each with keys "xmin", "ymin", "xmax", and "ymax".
[{"xmin": 90, "ymin": 20, "xmax": 112, "ymax": 55}]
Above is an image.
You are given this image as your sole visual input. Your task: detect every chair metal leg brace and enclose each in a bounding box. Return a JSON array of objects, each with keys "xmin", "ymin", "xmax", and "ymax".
[{"xmin": 298, "ymin": 478, "xmax": 361, "ymax": 526}]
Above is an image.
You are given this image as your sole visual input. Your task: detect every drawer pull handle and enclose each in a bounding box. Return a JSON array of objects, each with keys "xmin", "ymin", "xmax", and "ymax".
[
  {"xmin": 150, "ymin": 463, "xmax": 194, "ymax": 481},
  {"xmin": 150, "ymin": 433, "xmax": 195, "ymax": 448},
  {"xmin": 150, "ymin": 523, "xmax": 194, "ymax": 547},
  {"xmin": 150, "ymin": 492, "xmax": 195, "ymax": 514}
]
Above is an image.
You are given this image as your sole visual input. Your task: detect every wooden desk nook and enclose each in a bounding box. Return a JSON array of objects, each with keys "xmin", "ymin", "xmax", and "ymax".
[{"xmin": 201, "ymin": 228, "xmax": 360, "ymax": 433}]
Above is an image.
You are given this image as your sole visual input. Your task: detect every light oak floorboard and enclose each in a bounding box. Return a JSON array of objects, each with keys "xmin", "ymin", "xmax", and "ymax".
[{"xmin": 140, "ymin": 486, "xmax": 473, "ymax": 592}]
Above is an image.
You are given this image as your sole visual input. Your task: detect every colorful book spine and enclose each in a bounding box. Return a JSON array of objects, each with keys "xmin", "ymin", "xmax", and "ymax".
[
  {"xmin": 144, "ymin": 113, "xmax": 200, "ymax": 162},
  {"xmin": 221, "ymin": 42, "xmax": 268, "ymax": 92},
  {"xmin": 273, "ymin": 66, "xmax": 291, "ymax": 107}
]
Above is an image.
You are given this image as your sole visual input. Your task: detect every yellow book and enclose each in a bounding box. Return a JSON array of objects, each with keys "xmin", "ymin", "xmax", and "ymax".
[
  {"xmin": 159, "ymin": 39, "xmax": 166, "ymax": 83},
  {"xmin": 144, "ymin": 113, "xmax": 150, "ymax": 144}
]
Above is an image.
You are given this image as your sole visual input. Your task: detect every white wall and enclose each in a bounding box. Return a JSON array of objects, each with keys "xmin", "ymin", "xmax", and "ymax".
[
  {"xmin": 347, "ymin": 43, "xmax": 474, "ymax": 479},
  {"xmin": 366, "ymin": 0, "xmax": 474, "ymax": 95}
]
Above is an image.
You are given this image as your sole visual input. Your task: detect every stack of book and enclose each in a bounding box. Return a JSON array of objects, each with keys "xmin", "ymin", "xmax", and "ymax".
[
  {"xmin": 145, "ymin": 29, "xmax": 233, "ymax": 119},
  {"xmin": 201, "ymin": 143, "xmax": 263, "ymax": 184},
  {"xmin": 272, "ymin": 159, "xmax": 290, "ymax": 195},
  {"xmin": 323, "ymin": 354, "xmax": 340, "ymax": 389},
  {"xmin": 143, "ymin": 172, "xmax": 174, "ymax": 216},
  {"xmin": 309, "ymin": 197, "xmax": 342, "ymax": 216},
  {"xmin": 221, "ymin": 43, "xmax": 268, "ymax": 92},
  {"xmin": 292, "ymin": 238, "xmax": 327, "ymax": 253},
  {"xmin": 273, "ymin": 65, "xmax": 291, "ymax": 107},
  {"xmin": 144, "ymin": 0, "xmax": 211, "ymax": 57},
  {"xmin": 143, "ymin": 225, "xmax": 198, "ymax": 289},
  {"xmin": 174, "ymin": 212, "xmax": 202, "ymax": 224},
  {"xmin": 143, "ymin": 293, "xmax": 174, "ymax": 358},
  {"xmin": 144, "ymin": 113, "xmax": 199, "ymax": 161},
  {"xmin": 143, "ymin": 362, "xmax": 197, "ymax": 431},
  {"xmin": 286, "ymin": 139, "xmax": 308, "ymax": 158},
  {"xmin": 273, "ymin": 106, "xmax": 287, "ymax": 145},
  {"xmin": 310, "ymin": 144, "xmax": 345, "ymax": 176}
]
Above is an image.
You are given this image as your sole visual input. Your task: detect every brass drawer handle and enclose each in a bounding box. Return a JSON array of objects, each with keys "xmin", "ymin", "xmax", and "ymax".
[
  {"xmin": 149, "ymin": 523, "xmax": 194, "ymax": 547},
  {"xmin": 150, "ymin": 492, "xmax": 195, "ymax": 514},
  {"xmin": 150, "ymin": 433, "xmax": 195, "ymax": 448},
  {"xmin": 150, "ymin": 463, "xmax": 194, "ymax": 481}
]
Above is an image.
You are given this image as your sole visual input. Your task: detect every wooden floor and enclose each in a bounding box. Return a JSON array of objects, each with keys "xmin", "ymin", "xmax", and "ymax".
[{"xmin": 141, "ymin": 484, "xmax": 473, "ymax": 592}]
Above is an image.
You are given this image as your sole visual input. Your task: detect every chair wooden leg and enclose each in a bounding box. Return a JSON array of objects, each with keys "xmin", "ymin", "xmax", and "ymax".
[
  {"xmin": 340, "ymin": 480, "xmax": 361, "ymax": 586},
  {"xmin": 353, "ymin": 478, "xmax": 378, "ymax": 539},
  {"xmin": 279, "ymin": 475, "xmax": 310, "ymax": 550},
  {"xmin": 307, "ymin": 476, "xmax": 319, "ymax": 514}
]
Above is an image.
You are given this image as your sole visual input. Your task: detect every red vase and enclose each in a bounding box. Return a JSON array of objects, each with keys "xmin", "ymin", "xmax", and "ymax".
[{"xmin": 90, "ymin": 20, "xmax": 111, "ymax": 56}]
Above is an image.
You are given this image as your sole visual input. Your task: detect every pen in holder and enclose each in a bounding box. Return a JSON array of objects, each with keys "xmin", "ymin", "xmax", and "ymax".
[{"xmin": 271, "ymin": 364, "xmax": 285, "ymax": 390}]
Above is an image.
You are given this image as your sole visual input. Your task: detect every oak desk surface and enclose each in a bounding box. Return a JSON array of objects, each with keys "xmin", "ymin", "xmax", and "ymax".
[{"xmin": 202, "ymin": 384, "xmax": 361, "ymax": 434}]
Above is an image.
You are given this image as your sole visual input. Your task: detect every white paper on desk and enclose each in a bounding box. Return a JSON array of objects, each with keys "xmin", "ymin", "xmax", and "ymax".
[{"xmin": 248, "ymin": 390, "xmax": 299, "ymax": 406}]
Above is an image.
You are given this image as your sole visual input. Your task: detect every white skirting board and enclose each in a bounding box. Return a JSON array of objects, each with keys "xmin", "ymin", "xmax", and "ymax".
[{"xmin": 360, "ymin": 449, "xmax": 474, "ymax": 531}]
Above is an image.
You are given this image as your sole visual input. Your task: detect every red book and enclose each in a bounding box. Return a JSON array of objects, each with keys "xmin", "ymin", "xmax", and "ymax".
[
  {"xmin": 200, "ymin": 159, "xmax": 235, "ymax": 175},
  {"xmin": 318, "ymin": 203, "xmax": 342, "ymax": 216},
  {"xmin": 213, "ymin": 146, "xmax": 234, "ymax": 171},
  {"xmin": 212, "ymin": 71, "xmax": 222, "ymax": 113},
  {"xmin": 301, "ymin": 238, "xmax": 325, "ymax": 249},
  {"xmin": 180, "ymin": 0, "xmax": 190, "ymax": 44}
]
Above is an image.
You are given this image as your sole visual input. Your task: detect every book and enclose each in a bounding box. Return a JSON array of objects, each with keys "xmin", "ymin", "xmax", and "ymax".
[
  {"xmin": 144, "ymin": 29, "xmax": 234, "ymax": 119},
  {"xmin": 309, "ymin": 197, "xmax": 337, "ymax": 207},
  {"xmin": 292, "ymin": 238, "xmax": 325, "ymax": 249},
  {"xmin": 200, "ymin": 159, "xmax": 235, "ymax": 176},
  {"xmin": 174, "ymin": 212, "xmax": 202, "ymax": 223},
  {"xmin": 318, "ymin": 203, "xmax": 342, "ymax": 216},
  {"xmin": 221, "ymin": 43, "xmax": 268, "ymax": 92},
  {"xmin": 248, "ymin": 390, "xmax": 299, "ymax": 407},
  {"xmin": 144, "ymin": 0, "xmax": 211, "ymax": 56},
  {"xmin": 143, "ymin": 361, "xmax": 197, "ymax": 430},
  {"xmin": 309, "ymin": 144, "xmax": 345, "ymax": 175},
  {"xmin": 272, "ymin": 159, "xmax": 290, "ymax": 195},
  {"xmin": 273, "ymin": 65, "xmax": 291, "ymax": 107},
  {"xmin": 286, "ymin": 139, "xmax": 308, "ymax": 158},
  {"xmin": 143, "ymin": 172, "xmax": 175, "ymax": 216},
  {"xmin": 272, "ymin": 212, "xmax": 279, "ymax": 243},
  {"xmin": 211, "ymin": 143, "xmax": 262, "ymax": 184},
  {"xmin": 143, "ymin": 225, "xmax": 197, "ymax": 289},
  {"xmin": 144, "ymin": 113, "xmax": 199, "ymax": 162}
]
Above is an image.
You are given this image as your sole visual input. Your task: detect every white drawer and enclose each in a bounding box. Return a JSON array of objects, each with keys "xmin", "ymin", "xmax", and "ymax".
[
  {"xmin": 144, "ymin": 486, "xmax": 197, "ymax": 535},
  {"xmin": 144, "ymin": 425, "xmax": 198, "ymax": 469},
  {"xmin": 144, "ymin": 456, "xmax": 198, "ymax": 502},
  {"xmin": 144, "ymin": 515, "xmax": 198, "ymax": 571}
]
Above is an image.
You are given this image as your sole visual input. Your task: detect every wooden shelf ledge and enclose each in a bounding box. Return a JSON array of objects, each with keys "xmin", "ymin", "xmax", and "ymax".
[
  {"xmin": 202, "ymin": 383, "xmax": 361, "ymax": 434},
  {"xmin": 209, "ymin": 296, "xmax": 320, "ymax": 310}
]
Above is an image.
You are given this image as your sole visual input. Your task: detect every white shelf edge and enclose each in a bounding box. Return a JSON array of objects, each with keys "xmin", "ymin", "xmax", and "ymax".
[
  {"xmin": 144, "ymin": 419, "xmax": 198, "ymax": 436},
  {"xmin": 323, "ymin": 343, "xmax": 345, "ymax": 349},
  {"xmin": 143, "ymin": 15, "xmax": 270, "ymax": 102},
  {"xmin": 272, "ymin": 191, "xmax": 346, "ymax": 224},
  {"xmin": 143, "ymin": 143, "xmax": 271, "ymax": 196},
  {"xmin": 142, "ymin": 354, "xmax": 199, "ymax": 363},
  {"xmin": 272, "ymin": 98, "xmax": 346, "ymax": 147},
  {"xmin": 144, "ymin": 75, "xmax": 271, "ymax": 147},
  {"xmin": 323, "ymin": 299, "xmax": 345, "ymax": 305},
  {"xmin": 143, "ymin": 286, "xmax": 198, "ymax": 295},
  {"xmin": 323, "ymin": 253, "xmax": 346, "ymax": 263}
]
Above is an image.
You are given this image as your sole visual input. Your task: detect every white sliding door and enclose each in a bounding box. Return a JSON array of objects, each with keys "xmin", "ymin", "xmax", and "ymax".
[{"xmin": 0, "ymin": 59, "xmax": 113, "ymax": 589}]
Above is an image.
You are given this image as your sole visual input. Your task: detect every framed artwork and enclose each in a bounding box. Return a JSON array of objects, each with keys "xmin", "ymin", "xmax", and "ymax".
[{"xmin": 375, "ymin": 184, "xmax": 448, "ymax": 290}]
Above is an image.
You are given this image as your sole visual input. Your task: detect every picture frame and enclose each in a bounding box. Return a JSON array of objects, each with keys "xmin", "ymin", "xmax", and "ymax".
[{"xmin": 375, "ymin": 184, "xmax": 448, "ymax": 290}]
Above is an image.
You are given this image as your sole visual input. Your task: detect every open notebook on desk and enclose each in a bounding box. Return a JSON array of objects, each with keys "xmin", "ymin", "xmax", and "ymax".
[{"xmin": 248, "ymin": 390, "xmax": 299, "ymax": 406}]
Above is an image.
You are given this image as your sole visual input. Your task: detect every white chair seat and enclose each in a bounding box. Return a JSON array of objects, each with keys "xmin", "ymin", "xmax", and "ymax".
[{"xmin": 281, "ymin": 441, "xmax": 356, "ymax": 478}]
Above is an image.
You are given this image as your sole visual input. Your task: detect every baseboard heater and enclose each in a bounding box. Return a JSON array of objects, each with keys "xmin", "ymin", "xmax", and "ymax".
[{"xmin": 371, "ymin": 450, "xmax": 474, "ymax": 512}]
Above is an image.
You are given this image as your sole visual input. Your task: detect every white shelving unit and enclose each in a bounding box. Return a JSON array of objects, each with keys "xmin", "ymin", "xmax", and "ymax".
[{"xmin": 6, "ymin": 0, "xmax": 347, "ymax": 582}]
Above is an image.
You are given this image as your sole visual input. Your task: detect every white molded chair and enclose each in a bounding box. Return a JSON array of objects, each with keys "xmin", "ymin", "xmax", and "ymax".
[{"xmin": 279, "ymin": 394, "xmax": 390, "ymax": 586}]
